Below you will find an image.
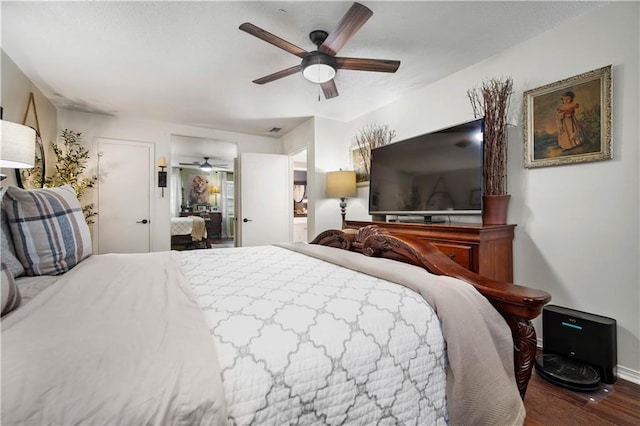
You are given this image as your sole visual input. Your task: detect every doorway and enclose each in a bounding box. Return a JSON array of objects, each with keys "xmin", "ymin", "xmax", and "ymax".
[
  {"xmin": 96, "ymin": 138, "xmax": 153, "ymax": 254},
  {"xmin": 169, "ymin": 135, "xmax": 237, "ymax": 250},
  {"xmin": 291, "ymin": 149, "xmax": 308, "ymax": 242},
  {"xmin": 237, "ymin": 152, "xmax": 290, "ymax": 247}
]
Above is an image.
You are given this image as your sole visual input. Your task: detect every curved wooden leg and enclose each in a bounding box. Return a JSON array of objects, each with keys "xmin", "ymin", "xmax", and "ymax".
[{"xmin": 507, "ymin": 317, "xmax": 538, "ymax": 399}]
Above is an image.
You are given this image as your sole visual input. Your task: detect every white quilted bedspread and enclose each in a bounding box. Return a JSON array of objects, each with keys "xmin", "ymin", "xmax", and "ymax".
[
  {"xmin": 171, "ymin": 216, "xmax": 194, "ymax": 235},
  {"xmin": 180, "ymin": 246, "xmax": 448, "ymax": 426}
]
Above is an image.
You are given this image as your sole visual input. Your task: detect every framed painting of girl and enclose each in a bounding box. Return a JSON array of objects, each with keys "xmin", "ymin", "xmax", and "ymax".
[{"xmin": 523, "ymin": 65, "xmax": 612, "ymax": 168}]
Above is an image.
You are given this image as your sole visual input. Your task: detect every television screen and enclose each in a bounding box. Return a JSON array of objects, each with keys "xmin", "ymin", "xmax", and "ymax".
[{"xmin": 369, "ymin": 118, "xmax": 484, "ymax": 218}]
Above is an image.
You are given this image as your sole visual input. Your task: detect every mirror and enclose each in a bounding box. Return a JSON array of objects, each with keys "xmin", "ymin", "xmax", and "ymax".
[
  {"xmin": 293, "ymin": 184, "xmax": 305, "ymax": 203},
  {"xmin": 170, "ymin": 135, "xmax": 237, "ymax": 250},
  {"xmin": 293, "ymin": 168, "xmax": 307, "ymax": 217},
  {"xmin": 15, "ymin": 130, "xmax": 45, "ymax": 189}
]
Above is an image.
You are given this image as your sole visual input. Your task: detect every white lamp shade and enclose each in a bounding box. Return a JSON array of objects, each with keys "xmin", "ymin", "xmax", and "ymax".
[
  {"xmin": 0, "ymin": 120, "xmax": 36, "ymax": 169},
  {"xmin": 326, "ymin": 170, "xmax": 357, "ymax": 198}
]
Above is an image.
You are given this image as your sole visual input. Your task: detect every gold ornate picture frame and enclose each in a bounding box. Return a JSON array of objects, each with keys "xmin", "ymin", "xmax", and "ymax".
[{"xmin": 523, "ymin": 65, "xmax": 612, "ymax": 168}]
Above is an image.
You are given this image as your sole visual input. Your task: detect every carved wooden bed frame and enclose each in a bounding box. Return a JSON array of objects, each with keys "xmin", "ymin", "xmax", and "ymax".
[
  {"xmin": 310, "ymin": 225, "xmax": 551, "ymax": 399},
  {"xmin": 171, "ymin": 234, "xmax": 210, "ymax": 251}
]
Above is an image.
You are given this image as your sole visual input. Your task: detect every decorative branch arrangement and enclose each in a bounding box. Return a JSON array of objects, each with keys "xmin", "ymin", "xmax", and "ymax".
[
  {"xmin": 45, "ymin": 129, "xmax": 98, "ymax": 224},
  {"xmin": 354, "ymin": 123, "xmax": 396, "ymax": 177},
  {"xmin": 467, "ymin": 77, "xmax": 513, "ymax": 196}
]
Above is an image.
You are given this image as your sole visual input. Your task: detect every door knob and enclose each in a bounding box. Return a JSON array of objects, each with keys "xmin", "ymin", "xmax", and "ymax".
[
  {"xmin": 243, "ymin": 218, "xmax": 252, "ymax": 223},
  {"xmin": 136, "ymin": 219, "xmax": 149, "ymax": 224}
]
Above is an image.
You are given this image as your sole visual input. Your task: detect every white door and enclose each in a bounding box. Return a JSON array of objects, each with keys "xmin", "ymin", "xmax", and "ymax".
[
  {"xmin": 97, "ymin": 138, "xmax": 153, "ymax": 253},
  {"xmin": 238, "ymin": 153, "xmax": 290, "ymax": 246}
]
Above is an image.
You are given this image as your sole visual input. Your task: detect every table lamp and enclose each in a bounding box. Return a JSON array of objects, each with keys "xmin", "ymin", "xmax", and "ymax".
[
  {"xmin": 326, "ymin": 170, "xmax": 357, "ymax": 229},
  {"xmin": 0, "ymin": 120, "xmax": 36, "ymax": 183}
]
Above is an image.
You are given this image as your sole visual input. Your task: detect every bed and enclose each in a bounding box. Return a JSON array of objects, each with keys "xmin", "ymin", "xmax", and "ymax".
[
  {"xmin": 171, "ymin": 215, "xmax": 209, "ymax": 249},
  {"xmin": 1, "ymin": 185, "xmax": 551, "ymax": 425}
]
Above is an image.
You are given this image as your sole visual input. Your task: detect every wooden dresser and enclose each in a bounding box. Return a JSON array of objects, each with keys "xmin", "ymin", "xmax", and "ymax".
[
  {"xmin": 180, "ymin": 212, "xmax": 222, "ymax": 240},
  {"xmin": 345, "ymin": 220, "xmax": 515, "ymax": 282}
]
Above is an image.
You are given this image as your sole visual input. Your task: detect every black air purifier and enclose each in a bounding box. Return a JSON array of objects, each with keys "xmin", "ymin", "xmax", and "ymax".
[{"xmin": 535, "ymin": 305, "xmax": 617, "ymax": 391}]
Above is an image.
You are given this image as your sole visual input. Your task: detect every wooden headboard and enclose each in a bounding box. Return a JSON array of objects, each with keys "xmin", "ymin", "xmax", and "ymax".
[{"xmin": 311, "ymin": 225, "xmax": 551, "ymax": 398}]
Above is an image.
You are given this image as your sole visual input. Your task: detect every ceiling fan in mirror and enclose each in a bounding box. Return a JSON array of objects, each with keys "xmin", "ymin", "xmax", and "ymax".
[
  {"xmin": 239, "ymin": 2, "xmax": 400, "ymax": 99},
  {"xmin": 179, "ymin": 157, "xmax": 229, "ymax": 172}
]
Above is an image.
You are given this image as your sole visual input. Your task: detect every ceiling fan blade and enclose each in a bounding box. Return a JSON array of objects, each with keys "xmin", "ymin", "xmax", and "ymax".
[
  {"xmin": 319, "ymin": 2, "xmax": 373, "ymax": 56},
  {"xmin": 253, "ymin": 65, "xmax": 302, "ymax": 85},
  {"xmin": 179, "ymin": 162, "xmax": 199, "ymax": 166},
  {"xmin": 239, "ymin": 23, "xmax": 309, "ymax": 59},
  {"xmin": 321, "ymin": 80, "xmax": 339, "ymax": 99},
  {"xmin": 336, "ymin": 57, "xmax": 400, "ymax": 73}
]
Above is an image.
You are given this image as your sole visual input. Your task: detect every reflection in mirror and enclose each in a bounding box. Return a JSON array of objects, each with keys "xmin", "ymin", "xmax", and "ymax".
[
  {"xmin": 179, "ymin": 169, "xmax": 232, "ymax": 213},
  {"xmin": 15, "ymin": 130, "xmax": 45, "ymax": 189},
  {"xmin": 169, "ymin": 135, "xmax": 237, "ymax": 250},
  {"xmin": 291, "ymin": 150, "xmax": 308, "ymax": 242},
  {"xmin": 293, "ymin": 168, "xmax": 307, "ymax": 218},
  {"xmin": 293, "ymin": 184, "xmax": 305, "ymax": 203}
]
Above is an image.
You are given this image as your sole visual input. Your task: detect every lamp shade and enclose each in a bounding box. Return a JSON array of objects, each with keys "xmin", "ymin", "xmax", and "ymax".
[
  {"xmin": 326, "ymin": 170, "xmax": 356, "ymax": 198},
  {"xmin": 0, "ymin": 120, "xmax": 36, "ymax": 169}
]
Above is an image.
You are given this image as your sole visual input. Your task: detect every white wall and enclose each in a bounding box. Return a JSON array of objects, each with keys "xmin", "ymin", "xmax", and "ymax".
[
  {"xmin": 338, "ymin": 2, "xmax": 640, "ymax": 379},
  {"xmin": 282, "ymin": 117, "xmax": 353, "ymax": 237},
  {"xmin": 311, "ymin": 117, "xmax": 351, "ymax": 235},
  {"xmin": 282, "ymin": 118, "xmax": 313, "ymax": 156},
  {"xmin": 1, "ymin": 51, "xmax": 57, "ymax": 187},
  {"xmin": 282, "ymin": 118, "xmax": 314, "ymax": 238},
  {"xmin": 57, "ymin": 109, "xmax": 283, "ymax": 252}
]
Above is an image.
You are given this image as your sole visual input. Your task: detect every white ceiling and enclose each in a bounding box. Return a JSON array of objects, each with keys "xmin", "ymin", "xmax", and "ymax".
[{"xmin": 2, "ymin": 1, "xmax": 602, "ymax": 138}]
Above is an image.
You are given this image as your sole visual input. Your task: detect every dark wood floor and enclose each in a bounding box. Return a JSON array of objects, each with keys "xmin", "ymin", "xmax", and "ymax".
[
  {"xmin": 524, "ymin": 371, "xmax": 640, "ymax": 425},
  {"xmin": 208, "ymin": 238, "xmax": 234, "ymax": 248}
]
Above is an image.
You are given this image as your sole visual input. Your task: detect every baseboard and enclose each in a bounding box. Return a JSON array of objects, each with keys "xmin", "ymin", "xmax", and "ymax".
[
  {"xmin": 616, "ymin": 365, "xmax": 640, "ymax": 385},
  {"xmin": 536, "ymin": 338, "xmax": 640, "ymax": 385}
]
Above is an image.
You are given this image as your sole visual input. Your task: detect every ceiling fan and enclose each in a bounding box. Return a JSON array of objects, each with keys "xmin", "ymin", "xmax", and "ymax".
[
  {"xmin": 239, "ymin": 2, "xmax": 400, "ymax": 99},
  {"xmin": 179, "ymin": 157, "xmax": 228, "ymax": 172}
]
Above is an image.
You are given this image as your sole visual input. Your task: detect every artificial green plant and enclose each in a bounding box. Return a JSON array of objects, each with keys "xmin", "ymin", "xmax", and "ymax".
[{"xmin": 45, "ymin": 129, "xmax": 98, "ymax": 224}]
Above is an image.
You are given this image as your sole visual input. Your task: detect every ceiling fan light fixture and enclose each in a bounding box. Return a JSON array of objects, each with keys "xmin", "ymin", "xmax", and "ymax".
[
  {"xmin": 301, "ymin": 53, "xmax": 337, "ymax": 84},
  {"xmin": 200, "ymin": 157, "xmax": 213, "ymax": 172}
]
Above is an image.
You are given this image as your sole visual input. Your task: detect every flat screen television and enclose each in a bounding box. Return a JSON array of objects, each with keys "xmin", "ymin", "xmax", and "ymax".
[{"xmin": 368, "ymin": 118, "xmax": 484, "ymax": 221}]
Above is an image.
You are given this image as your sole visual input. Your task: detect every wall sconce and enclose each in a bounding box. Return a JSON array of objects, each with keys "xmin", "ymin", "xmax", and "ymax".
[
  {"xmin": 158, "ymin": 156, "xmax": 167, "ymax": 197},
  {"xmin": 326, "ymin": 170, "xmax": 357, "ymax": 229}
]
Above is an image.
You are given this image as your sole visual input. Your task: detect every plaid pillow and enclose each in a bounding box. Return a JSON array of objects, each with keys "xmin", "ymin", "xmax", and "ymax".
[
  {"xmin": 1, "ymin": 263, "xmax": 21, "ymax": 316},
  {"xmin": 3, "ymin": 185, "xmax": 92, "ymax": 276},
  {"xmin": 1, "ymin": 207, "xmax": 25, "ymax": 277}
]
